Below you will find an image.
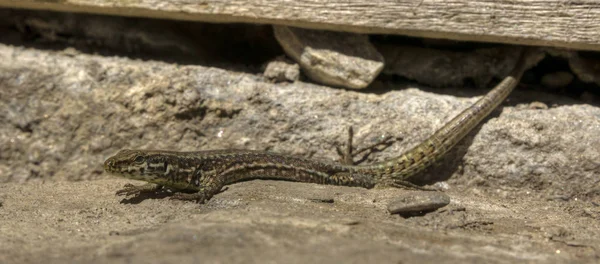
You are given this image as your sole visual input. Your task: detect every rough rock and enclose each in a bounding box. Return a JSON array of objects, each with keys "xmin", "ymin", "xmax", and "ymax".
[
  {"xmin": 569, "ymin": 53, "xmax": 600, "ymax": 87},
  {"xmin": 387, "ymin": 191, "xmax": 451, "ymax": 214},
  {"xmin": 274, "ymin": 26, "xmax": 384, "ymax": 89},
  {"xmin": 263, "ymin": 57, "xmax": 300, "ymax": 83},
  {"xmin": 540, "ymin": 71, "xmax": 574, "ymax": 90},
  {"xmin": 543, "ymin": 48, "xmax": 600, "ymax": 89},
  {"xmin": 379, "ymin": 45, "xmax": 523, "ymax": 88}
]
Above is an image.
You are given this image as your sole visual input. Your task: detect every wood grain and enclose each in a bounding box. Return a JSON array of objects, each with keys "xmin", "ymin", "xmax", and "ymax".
[{"xmin": 1, "ymin": 0, "xmax": 599, "ymax": 51}]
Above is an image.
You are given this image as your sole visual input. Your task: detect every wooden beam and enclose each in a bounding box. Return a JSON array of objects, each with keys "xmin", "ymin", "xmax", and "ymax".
[{"xmin": 1, "ymin": 0, "xmax": 599, "ymax": 51}]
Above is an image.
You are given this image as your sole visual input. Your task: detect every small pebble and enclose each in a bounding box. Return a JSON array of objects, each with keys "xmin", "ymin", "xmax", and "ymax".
[
  {"xmin": 341, "ymin": 219, "xmax": 360, "ymax": 225},
  {"xmin": 308, "ymin": 196, "xmax": 335, "ymax": 203},
  {"xmin": 540, "ymin": 71, "xmax": 574, "ymax": 90},
  {"xmin": 528, "ymin": 101, "xmax": 549, "ymax": 110},
  {"xmin": 387, "ymin": 192, "xmax": 450, "ymax": 214},
  {"xmin": 263, "ymin": 59, "xmax": 300, "ymax": 83}
]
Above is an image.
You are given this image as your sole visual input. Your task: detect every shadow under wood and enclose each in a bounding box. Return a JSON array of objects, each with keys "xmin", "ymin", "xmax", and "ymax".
[{"xmin": 0, "ymin": 8, "xmax": 282, "ymax": 74}]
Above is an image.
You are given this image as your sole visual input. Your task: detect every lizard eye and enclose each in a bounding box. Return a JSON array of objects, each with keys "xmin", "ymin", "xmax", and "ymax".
[{"xmin": 133, "ymin": 155, "xmax": 145, "ymax": 163}]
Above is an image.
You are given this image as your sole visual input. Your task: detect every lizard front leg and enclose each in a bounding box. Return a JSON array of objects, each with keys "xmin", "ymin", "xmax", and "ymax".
[{"xmin": 116, "ymin": 183, "xmax": 162, "ymax": 196}]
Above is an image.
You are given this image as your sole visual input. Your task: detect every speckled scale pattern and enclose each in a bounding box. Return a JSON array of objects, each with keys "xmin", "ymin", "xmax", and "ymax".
[{"xmin": 104, "ymin": 50, "xmax": 531, "ymax": 202}]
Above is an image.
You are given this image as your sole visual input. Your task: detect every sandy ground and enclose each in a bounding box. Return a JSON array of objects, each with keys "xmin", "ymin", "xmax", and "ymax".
[{"xmin": 1, "ymin": 178, "xmax": 599, "ymax": 263}]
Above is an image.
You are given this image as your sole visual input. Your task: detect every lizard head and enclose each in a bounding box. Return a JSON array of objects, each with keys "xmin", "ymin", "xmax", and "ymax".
[
  {"xmin": 104, "ymin": 149, "xmax": 201, "ymax": 191},
  {"xmin": 104, "ymin": 149, "xmax": 172, "ymax": 182}
]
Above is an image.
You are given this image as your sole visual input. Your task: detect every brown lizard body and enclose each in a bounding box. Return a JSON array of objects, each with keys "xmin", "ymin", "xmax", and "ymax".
[{"xmin": 104, "ymin": 49, "xmax": 534, "ymax": 203}]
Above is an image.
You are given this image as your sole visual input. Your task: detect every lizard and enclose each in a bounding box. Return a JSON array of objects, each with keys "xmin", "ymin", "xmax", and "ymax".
[{"xmin": 104, "ymin": 48, "xmax": 537, "ymax": 203}]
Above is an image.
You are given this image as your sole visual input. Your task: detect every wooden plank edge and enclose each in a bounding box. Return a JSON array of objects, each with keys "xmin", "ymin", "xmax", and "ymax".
[{"xmin": 0, "ymin": 1, "xmax": 597, "ymax": 52}]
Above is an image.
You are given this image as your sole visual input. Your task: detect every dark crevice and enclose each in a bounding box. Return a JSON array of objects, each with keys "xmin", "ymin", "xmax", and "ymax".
[
  {"xmin": 15, "ymin": 121, "xmax": 38, "ymax": 133},
  {"xmin": 174, "ymin": 106, "xmax": 207, "ymax": 120},
  {"xmin": 0, "ymin": 8, "xmax": 283, "ymax": 74}
]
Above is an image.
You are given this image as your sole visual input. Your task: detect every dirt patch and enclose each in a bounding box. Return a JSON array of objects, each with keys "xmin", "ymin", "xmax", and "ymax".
[{"xmin": 1, "ymin": 179, "xmax": 599, "ymax": 263}]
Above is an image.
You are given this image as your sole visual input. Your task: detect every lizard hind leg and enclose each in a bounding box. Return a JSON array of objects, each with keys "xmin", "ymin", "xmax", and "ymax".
[
  {"xmin": 335, "ymin": 126, "xmax": 397, "ymax": 166},
  {"xmin": 170, "ymin": 180, "xmax": 228, "ymax": 203}
]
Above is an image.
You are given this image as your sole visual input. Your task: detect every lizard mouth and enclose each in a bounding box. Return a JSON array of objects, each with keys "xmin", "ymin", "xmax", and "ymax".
[
  {"xmin": 103, "ymin": 157, "xmax": 134, "ymax": 175},
  {"xmin": 103, "ymin": 154, "xmax": 152, "ymax": 180},
  {"xmin": 103, "ymin": 158, "xmax": 116, "ymax": 173}
]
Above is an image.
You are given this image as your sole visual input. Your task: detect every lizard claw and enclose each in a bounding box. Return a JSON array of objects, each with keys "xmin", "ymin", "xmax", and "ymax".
[
  {"xmin": 116, "ymin": 183, "xmax": 159, "ymax": 196},
  {"xmin": 115, "ymin": 183, "xmax": 139, "ymax": 196},
  {"xmin": 216, "ymin": 186, "xmax": 229, "ymax": 194}
]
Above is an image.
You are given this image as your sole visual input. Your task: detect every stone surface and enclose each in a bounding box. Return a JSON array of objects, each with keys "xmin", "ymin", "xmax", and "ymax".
[
  {"xmin": 569, "ymin": 54, "xmax": 600, "ymax": 87},
  {"xmin": 387, "ymin": 191, "xmax": 451, "ymax": 214},
  {"xmin": 274, "ymin": 26, "xmax": 384, "ymax": 89},
  {"xmin": 543, "ymin": 48, "xmax": 600, "ymax": 90},
  {"xmin": 1, "ymin": 44, "xmax": 600, "ymax": 263},
  {"xmin": 379, "ymin": 45, "xmax": 522, "ymax": 88},
  {"xmin": 541, "ymin": 71, "xmax": 574, "ymax": 90},
  {"xmin": 263, "ymin": 57, "xmax": 300, "ymax": 83},
  {"xmin": 1, "ymin": 178, "xmax": 598, "ymax": 263}
]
